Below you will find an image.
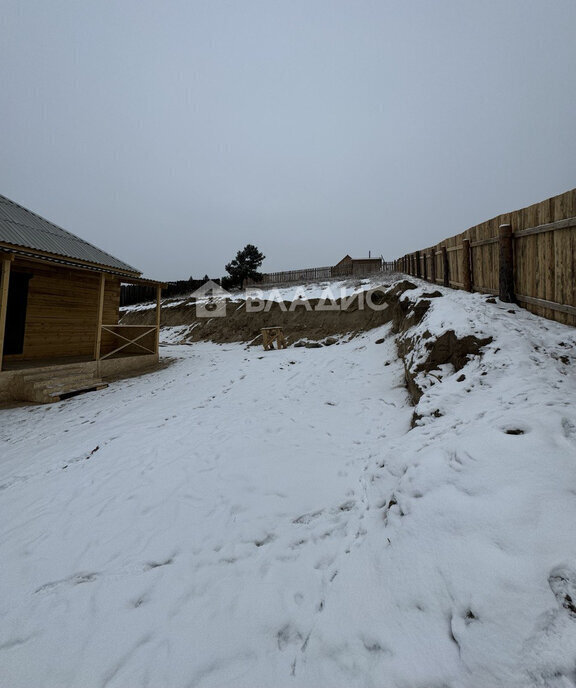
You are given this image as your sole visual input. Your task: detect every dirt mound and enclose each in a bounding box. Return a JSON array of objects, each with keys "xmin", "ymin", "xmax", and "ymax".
[
  {"xmin": 122, "ymin": 285, "xmax": 397, "ymax": 344},
  {"xmin": 417, "ymin": 331, "xmax": 493, "ymax": 374}
]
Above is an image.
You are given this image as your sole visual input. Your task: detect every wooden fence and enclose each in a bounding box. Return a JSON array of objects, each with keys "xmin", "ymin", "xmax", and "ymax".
[
  {"xmin": 121, "ymin": 278, "xmax": 221, "ymax": 307},
  {"xmin": 248, "ymin": 265, "xmax": 334, "ymax": 286},
  {"xmin": 245, "ymin": 261, "xmax": 395, "ymax": 287},
  {"xmin": 395, "ymin": 188, "xmax": 576, "ymax": 327}
]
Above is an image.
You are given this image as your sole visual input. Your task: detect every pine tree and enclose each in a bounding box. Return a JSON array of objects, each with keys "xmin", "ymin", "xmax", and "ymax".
[{"xmin": 223, "ymin": 244, "xmax": 265, "ymax": 289}]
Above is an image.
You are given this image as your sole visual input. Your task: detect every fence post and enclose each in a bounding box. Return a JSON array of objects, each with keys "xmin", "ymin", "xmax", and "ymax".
[
  {"xmin": 499, "ymin": 223, "xmax": 515, "ymax": 302},
  {"xmin": 442, "ymin": 246, "xmax": 449, "ymax": 287},
  {"xmin": 422, "ymin": 251, "xmax": 428, "ymax": 281},
  {"xmin": 430, "ymin": 250, "xmax": 436, "ymax": 284},
  {"xmin": 415, "ymin": 251, "xmax": 421, "ymax": 278},
  {"xmin": 462, "ymin": 238, "xmax": 472, "ymax": 292}
]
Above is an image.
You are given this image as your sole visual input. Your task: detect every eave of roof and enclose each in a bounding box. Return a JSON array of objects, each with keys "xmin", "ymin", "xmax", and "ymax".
[
  {"xmin": 0, "ymin": 245, "xmax": 165, "ymax": 286},
  {"xmin": 0, "ymin": 194, "xmax": 141, "ymax": 275}
]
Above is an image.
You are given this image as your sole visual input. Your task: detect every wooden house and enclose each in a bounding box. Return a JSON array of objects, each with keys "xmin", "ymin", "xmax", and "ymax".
[
  {"xmin": 0, "ymin": 194, "xmax": 165, "ymax": 404},
  {"xmin": 332, "ymin": 255, "xmax": 382, "ymax": 277}
]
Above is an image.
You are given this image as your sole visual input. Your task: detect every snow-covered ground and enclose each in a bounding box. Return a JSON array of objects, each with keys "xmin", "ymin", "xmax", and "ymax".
[{"xmin": 1, "ymin": 281, "xmax": 576, "ymax": 687}]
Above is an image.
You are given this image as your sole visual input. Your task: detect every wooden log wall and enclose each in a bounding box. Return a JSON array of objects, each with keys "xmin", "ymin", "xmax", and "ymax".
[
  {"xmin": 397, "ymin": 188, "xmax": 576, "ymax": 327},
  {"xmin": 3, "ymin": 259, "xmax": 121, "ymax": 361}
]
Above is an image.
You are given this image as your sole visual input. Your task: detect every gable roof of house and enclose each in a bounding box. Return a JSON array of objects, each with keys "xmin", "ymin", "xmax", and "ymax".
[
  {"xmin": 335, "ymin": 255, "xmax": 381, "ymax": 266},
  {"xmin": 0, "ymin": 194, "xmax": 140, "ymax": 275}
]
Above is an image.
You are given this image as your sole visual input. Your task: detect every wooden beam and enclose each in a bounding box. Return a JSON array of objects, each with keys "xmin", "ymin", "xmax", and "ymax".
[
  {"xmin": 0, "ymin": 258, "xmax": 12, "ymax": 372},
  {"xmin": 120, "ymin": 276, "xmax": 168, "ymax": 287},
  {"xmin": 470, "ymin": 236, "xmax": 498, "ymax": 248},
  {"xmin": 473, "ymin": 286, "xmax": 499, "ymax": 296},
  {"xmin": 516, "ymin": 294, "xmax": 576, "ymax": 317},
  {"xmin": 442, "ymin": 246, "xmax": 450, "ymax": 287},
  {"xmin": 155, "ymin": 284, "xmax": 162, "ymax": 354},
  {"xmin": 499, "ymin": 223, "xmax": 515, "ymax": 303},
  {"xmin": 262, "ymin": 327, "xmax": 286, "ymax": 351},
  {"xmin": 429, "ymin": 250, "xmax": 436, "ymax": 284},
  {"xmin": 513, "ymin": 215, "xmax": 576, "ymax": 239},
  {"xmin": 462, "ymin": 238, "xmax": 472, "ymax": 292},
  {"xmin": 94, "ymin": 273, "xmax": 106, "ymax": 360}
]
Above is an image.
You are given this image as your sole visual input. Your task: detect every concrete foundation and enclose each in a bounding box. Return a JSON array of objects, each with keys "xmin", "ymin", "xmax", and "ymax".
[{"xmin": 0, "ymin": 353, "xmax": 159, "ymax": 405}]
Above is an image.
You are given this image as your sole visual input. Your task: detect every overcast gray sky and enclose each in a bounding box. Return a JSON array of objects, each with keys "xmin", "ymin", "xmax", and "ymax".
[{"xmin": 1, "ymin": 1, "xmax": 575, "ymax": 281}]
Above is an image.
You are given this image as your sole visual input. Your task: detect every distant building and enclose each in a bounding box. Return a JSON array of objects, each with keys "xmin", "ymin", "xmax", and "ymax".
[
  {"xmin": 0, "ymin": 194, "xmax": 164, "ymax": 403},
  {"xmin": 332, "ymin": 254, "xmax": 382, "ymax": 277}
]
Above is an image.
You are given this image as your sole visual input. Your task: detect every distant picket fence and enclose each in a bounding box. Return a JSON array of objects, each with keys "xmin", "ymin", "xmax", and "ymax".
[
  {"xmin": 121, "ymin": 278, "xmax": 221, "ymax": 306},
  {"xmin": 395, "ymin": 188, "xmax": 576, "ymax": 327},
  {"xmin": 248, "ymin": 265, "xmax": 333, "ymax": 286},
  {"xmin": 245, "ymin": 261, "xmax": 395, "ymax": 287}
]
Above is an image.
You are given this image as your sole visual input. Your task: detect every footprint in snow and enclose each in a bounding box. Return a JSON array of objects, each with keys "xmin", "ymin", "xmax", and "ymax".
[
  {"xmin": 254, "ymin": 533, "xmax": 276, "ymax": 547},
  {"xmin": 276, "ymin": 623, "xmax": 304, "ymax": 651},
  {"xmin": 549, "ymin": 565, "xmax": 576, "ymax": 618},
  {"xmin": 144, "ymin": 554, "xmax": 176, "ymax": 570},
  {"xmin": 561, "ymin": 418, "xmax": 576, "ymax": 441},
  {"xmin": 35, "ymin": 571, "xmax": 99, "ymax": 593},
  {"xmin": 293, "ymin": 510, "xmax": 323, "ymax": 525},
  {"xmin": 336, "ymin": 500, "xmax": 356, "ymax": 512},
  {"xmin": 290, "ymin": 539, "xmax": 307, "ymax": 550}
]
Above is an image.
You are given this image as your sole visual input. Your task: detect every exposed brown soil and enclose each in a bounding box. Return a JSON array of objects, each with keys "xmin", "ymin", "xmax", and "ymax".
[
  {"xmin": 418, "ymin": 331, "xmax": 493, "ymax": 374},
  {"xmin": 122, "ymin": 284, "xmax": 399, "ymax": 345}
]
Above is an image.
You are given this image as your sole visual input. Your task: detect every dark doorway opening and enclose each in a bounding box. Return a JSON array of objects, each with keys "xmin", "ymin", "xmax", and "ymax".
[{"xmin": 3, "ymin": 272, "xmax": 32, "ymax": 355}]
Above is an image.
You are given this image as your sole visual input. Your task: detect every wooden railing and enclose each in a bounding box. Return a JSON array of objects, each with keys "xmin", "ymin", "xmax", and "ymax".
[{"xmin": 98, "ymin": 324, "xmax": 158, "ymax": 360}]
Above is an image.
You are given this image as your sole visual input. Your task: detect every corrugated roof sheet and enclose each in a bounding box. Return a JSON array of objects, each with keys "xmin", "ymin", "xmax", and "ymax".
[{"xmin": 0, "ymin": 194, "xmax": 140, "ymax": 274}]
